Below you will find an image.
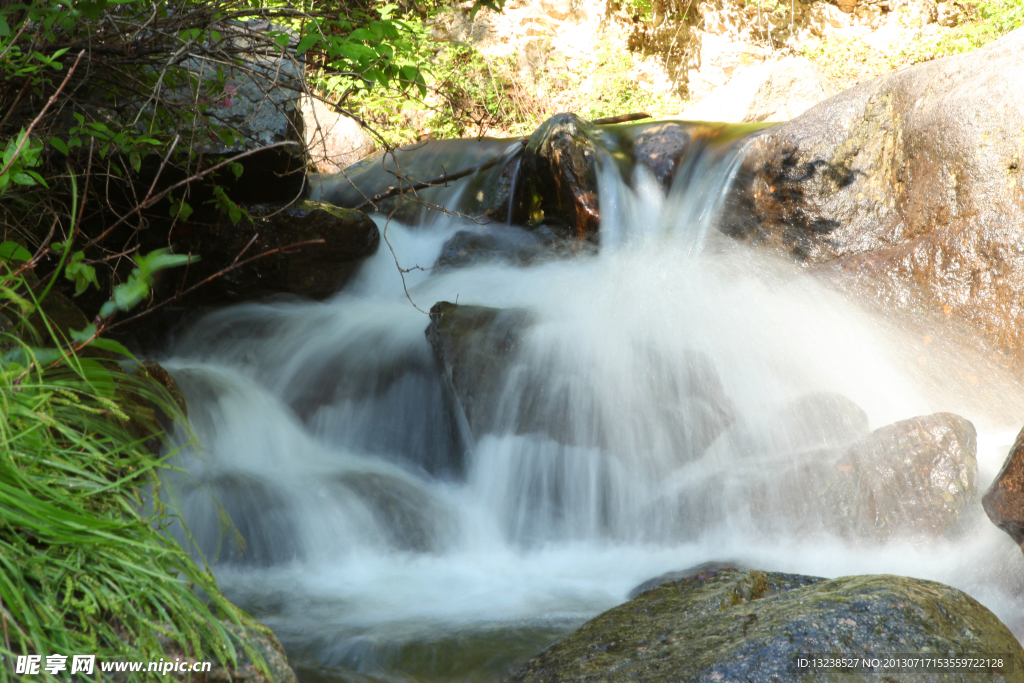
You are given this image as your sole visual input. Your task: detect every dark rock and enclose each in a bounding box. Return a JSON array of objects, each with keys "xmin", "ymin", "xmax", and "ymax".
[
  {"xmin": 983, "ymin": 425, "xmax": 1024, "ymax": 548},
  {"xmin": 425, "ymin": 301, "xmax": 531, "ymax": 440},
  {"xmin": 829, "ymin": 412, "xmax": 977, "ymax": 539},
  {"xmin": 630, "ymin": 122, "xmax": 693, "ymax": 188},
  {"xmin": 627, "ymin": 561, "xmax": 743, "ymax": 599},
  {"xmin": 434, "ymin": 227, "xmax": 562, "ymax": 271},
  {"xmin": 740, "ymin": 28, "xmax": 1024, "ymax": 364},
  {"xmin": 168, "ymin": 200, "xmax": 378, "ymax": 306},
  {"xmin": 524, "ymin": 113, "xmax": 602, "ymax": 239},
  {"xmin": 508, "ymin": 568, "xmax": 1024, "ymax": 683}
]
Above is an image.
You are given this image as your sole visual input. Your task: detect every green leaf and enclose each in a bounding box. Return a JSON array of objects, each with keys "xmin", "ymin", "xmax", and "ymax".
[
  {"xmin": 296, "ymin": 34, "xmax": 319, "ymax": 55},
  {"xmin": 0, "ymin": 242, "xmax": 32, "ymax": 262},
  {"xmin": 88, "ymin": 337, "xmax": 135, "ymax": 359},
  {"xmin": 65, "ymin": 251, "xmax": 99, "ymax": 296},
  {"xmin": 274, "ymin": 33, "xmax": 289, "ymax": 49},
  {"xmin": 50, "ymin": 137, "xmax": 69, "ymax": 155}
]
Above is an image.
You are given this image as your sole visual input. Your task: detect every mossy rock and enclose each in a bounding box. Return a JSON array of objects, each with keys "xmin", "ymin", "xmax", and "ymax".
[{"xmin": 508, "ymin": 568, "xmax": 1024, "ymax": 683}]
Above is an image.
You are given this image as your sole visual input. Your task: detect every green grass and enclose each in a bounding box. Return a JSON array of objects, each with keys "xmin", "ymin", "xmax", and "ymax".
[{"xmin": 0, "ymin": 277, "xmax": 267, "ymax": 681}]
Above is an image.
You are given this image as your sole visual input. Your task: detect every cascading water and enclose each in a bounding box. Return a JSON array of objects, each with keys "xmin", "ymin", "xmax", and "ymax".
[{"xmin": 160, "ymin": 126, "xmax": 1024, "ymax": 683}]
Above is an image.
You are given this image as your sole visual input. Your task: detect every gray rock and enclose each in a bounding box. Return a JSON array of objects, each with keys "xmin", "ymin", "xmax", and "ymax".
[
  {"xmin": 301, "ymin": 96, "xmax": 378, "ymax": 174},
  {"xmin": 508, "ymin": 568, "xmax": 1024, "ymax": 683}
]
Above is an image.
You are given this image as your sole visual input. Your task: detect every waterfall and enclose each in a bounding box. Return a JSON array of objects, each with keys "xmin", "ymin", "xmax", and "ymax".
[{"xmin": 161, "ymin": 126, "xmax": 1024, "ymax": 683}]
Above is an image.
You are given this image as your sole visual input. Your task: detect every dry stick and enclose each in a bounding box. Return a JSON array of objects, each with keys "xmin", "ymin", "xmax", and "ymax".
[
  {"xmin": 0, "ymin": 50, "xmax": 85, "ymax": 179},
  {"xmin": 353, "ymin": 146, "xmax": 522, "ymax": 212}
]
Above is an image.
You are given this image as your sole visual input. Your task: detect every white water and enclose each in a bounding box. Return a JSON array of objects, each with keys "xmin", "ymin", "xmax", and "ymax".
[{"xmin": 161, "ymin": 138, "xmax": 1024, "ymax": 682}]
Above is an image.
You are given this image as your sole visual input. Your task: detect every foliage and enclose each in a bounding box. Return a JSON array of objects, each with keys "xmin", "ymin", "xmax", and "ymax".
[{"xmin": 0, "ymin": 245, "xmax": 264, "ymax": 680}]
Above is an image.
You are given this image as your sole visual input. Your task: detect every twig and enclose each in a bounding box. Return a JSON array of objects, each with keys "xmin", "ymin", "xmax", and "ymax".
[{"xmin": 0, "ymin": 50, "xmax": 85, "ymax": 179}]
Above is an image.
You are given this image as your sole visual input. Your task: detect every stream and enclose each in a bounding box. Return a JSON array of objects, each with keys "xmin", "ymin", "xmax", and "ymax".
[{"xmin": 158, "ymin": 126, "xmax": 1024, "ymax": 682}]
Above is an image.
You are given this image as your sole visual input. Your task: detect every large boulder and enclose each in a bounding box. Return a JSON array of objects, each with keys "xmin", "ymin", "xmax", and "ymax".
[
  {"xmin": 167, "ymin": 200, "xmax": 379, "ymax": 306},
  {"xmin": 739, "ymin": 28, "xmax": 1024, "ymax": 362},
  {"xmin": 300, "ymin": 96, "xmax": 377, "ymax": 174},
  {"xmin": 983, "ymin": 425, "xmax": 1024, "ymax": 548},
  {"xmin": 680, "ymin": 57, "xmax": 834, "ymax": 124},
  {"xmin": 508, "ymin": 567, "xmax": 1024, "ymax": 683}
]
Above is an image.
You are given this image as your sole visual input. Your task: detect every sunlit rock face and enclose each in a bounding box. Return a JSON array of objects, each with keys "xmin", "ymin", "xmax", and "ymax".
[
  {"xmin": 508, "ymin": 568, "xmax": 1024, "ymax": 683},
  {"xmin": 740, "ymin": 28, "xmax": 1024, "ymax": 366}
]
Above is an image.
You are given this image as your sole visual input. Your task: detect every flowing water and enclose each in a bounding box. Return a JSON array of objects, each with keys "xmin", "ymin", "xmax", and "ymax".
[{"xmin": 160, "ymin": 129, "xmax": 1024, "ymax": 682}]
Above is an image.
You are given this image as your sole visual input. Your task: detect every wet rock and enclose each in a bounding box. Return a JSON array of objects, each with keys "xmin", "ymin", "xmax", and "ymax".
[
  {"xmin": 433, "ymin": 226, "xmax": 565, "ymax": 271},
  {"xmin": 524, "ymin": 113, "xmax": 602, "ymax": 239},
  {"xmin": 627, "ymin": 561, "xmax": 743, "ymax": 599},
  {"xmin": 741, "ymin": 28, "xmax": 1024, "ymax": 365},
  {"xmin": 338, "ymin": 471, "xmax": 452, "ymax": 553},
  {"xmin": 749, "ymin": 411, "xmax": 976, "ymax": 541},
  {"xmin": 508, "ymin": 568, "xmax": 1024, "ymax": 683},
  {"xmin": 630, "ymin": 122, "xmax": 693, "ymax": 189},
  {"xmin": 425, "ymin": 301, "xmax": 531, "ymax": 439},
  {"xmin": 168, "ymin": 200, "xmax": 378, "ymax": 306},
  {"xmin": 983, "ymin": 426, "xmax": 1024, "ymax": 548},
  {"xmin": 828, "ymin": 412, "xmax": 977, "ymax": 539}
]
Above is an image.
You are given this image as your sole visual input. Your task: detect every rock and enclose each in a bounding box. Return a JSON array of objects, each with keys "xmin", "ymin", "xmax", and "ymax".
[
  {"xmin": 508, "ymin": 568, "xmax": 1024, "ymax": 683},
  {"xmin": 627, "ymin": 561, "xmax": 743, "ymax": 599},
  {"xmin": 307, "ymin": 137, "xmax": 528, "ymax": 225},
  {"xmin": 680, "ymin": 56, "xmax": 834, "ymax": 124},
  {"xmin": 301, "ymin": 96, "xmax": 377, "ymax": 174},
  {"xmin": 775, "ymin": 391, "xmax": 870, "ymax": 455},
  {"xmin": 338, "ymin": 471, "xmax": 452, "ymax": 553},
  {"xmin": 201, "ymin": 474, "xmax": 299, "ymax": 567},
  {"xmin": 827, "ymin": 412, "xmax": 977, "ymax": 538},
  {"xmin": 168, "ymin": 200, "xmax": 379, "ymax": 306},
  {"xmin": 134, "ymin": 21, "xmax": 307, "ymax": 206},
  {"xmin": 739, "ymin": 28, "xmax": 1024, "ymax": 364},
  {"xmin": 524, "ymin": 113, "xmax": 602, "ymax": 239},
  {"xmin": 425, "ymin": 301, "xmax": 531, "ymax": 439},
  {"xmin": 629, "ymin": 122, "xmax": 693, "ymax": 189},
  {"xmin": 983, "ymin": 426, "xmax": 1024, "ymax": 548},
  {"xmin": 148, "ymin": 621, "xmax": 298, "ymax": 683},
  {"xmin": 748, "ymin": 411, "xmax": 976, "ymax": 540},
  {"xmin": 433, "ymin": 226, "xmax": 564, "ymax": 270}
]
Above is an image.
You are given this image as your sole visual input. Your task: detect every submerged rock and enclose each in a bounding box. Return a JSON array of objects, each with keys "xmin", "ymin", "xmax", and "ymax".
[
  {"xmin": 168, "ymin": 200, "xmax": 378, "ymax": 306},
  {"xmin": 425, "ymin": 301, "xmax": 531, "ymax": 440},
  {"xmin": 741, "ymin": 27, "xmax": 1024, "ymax": 365},
  {"xmin": 433, "ymin": 227, "xmax": 561, "ymax": 271},
  {"xmin": 508, "ymin": 568, "xmax": 1024, "ymax": 683},
  {"xmin": 983, "ymin": 426, "xmax": 1024, "ymax": 549},
  {"xmin": 748, "ymin": 411, "xmax": 977, "ymax": 541}
]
